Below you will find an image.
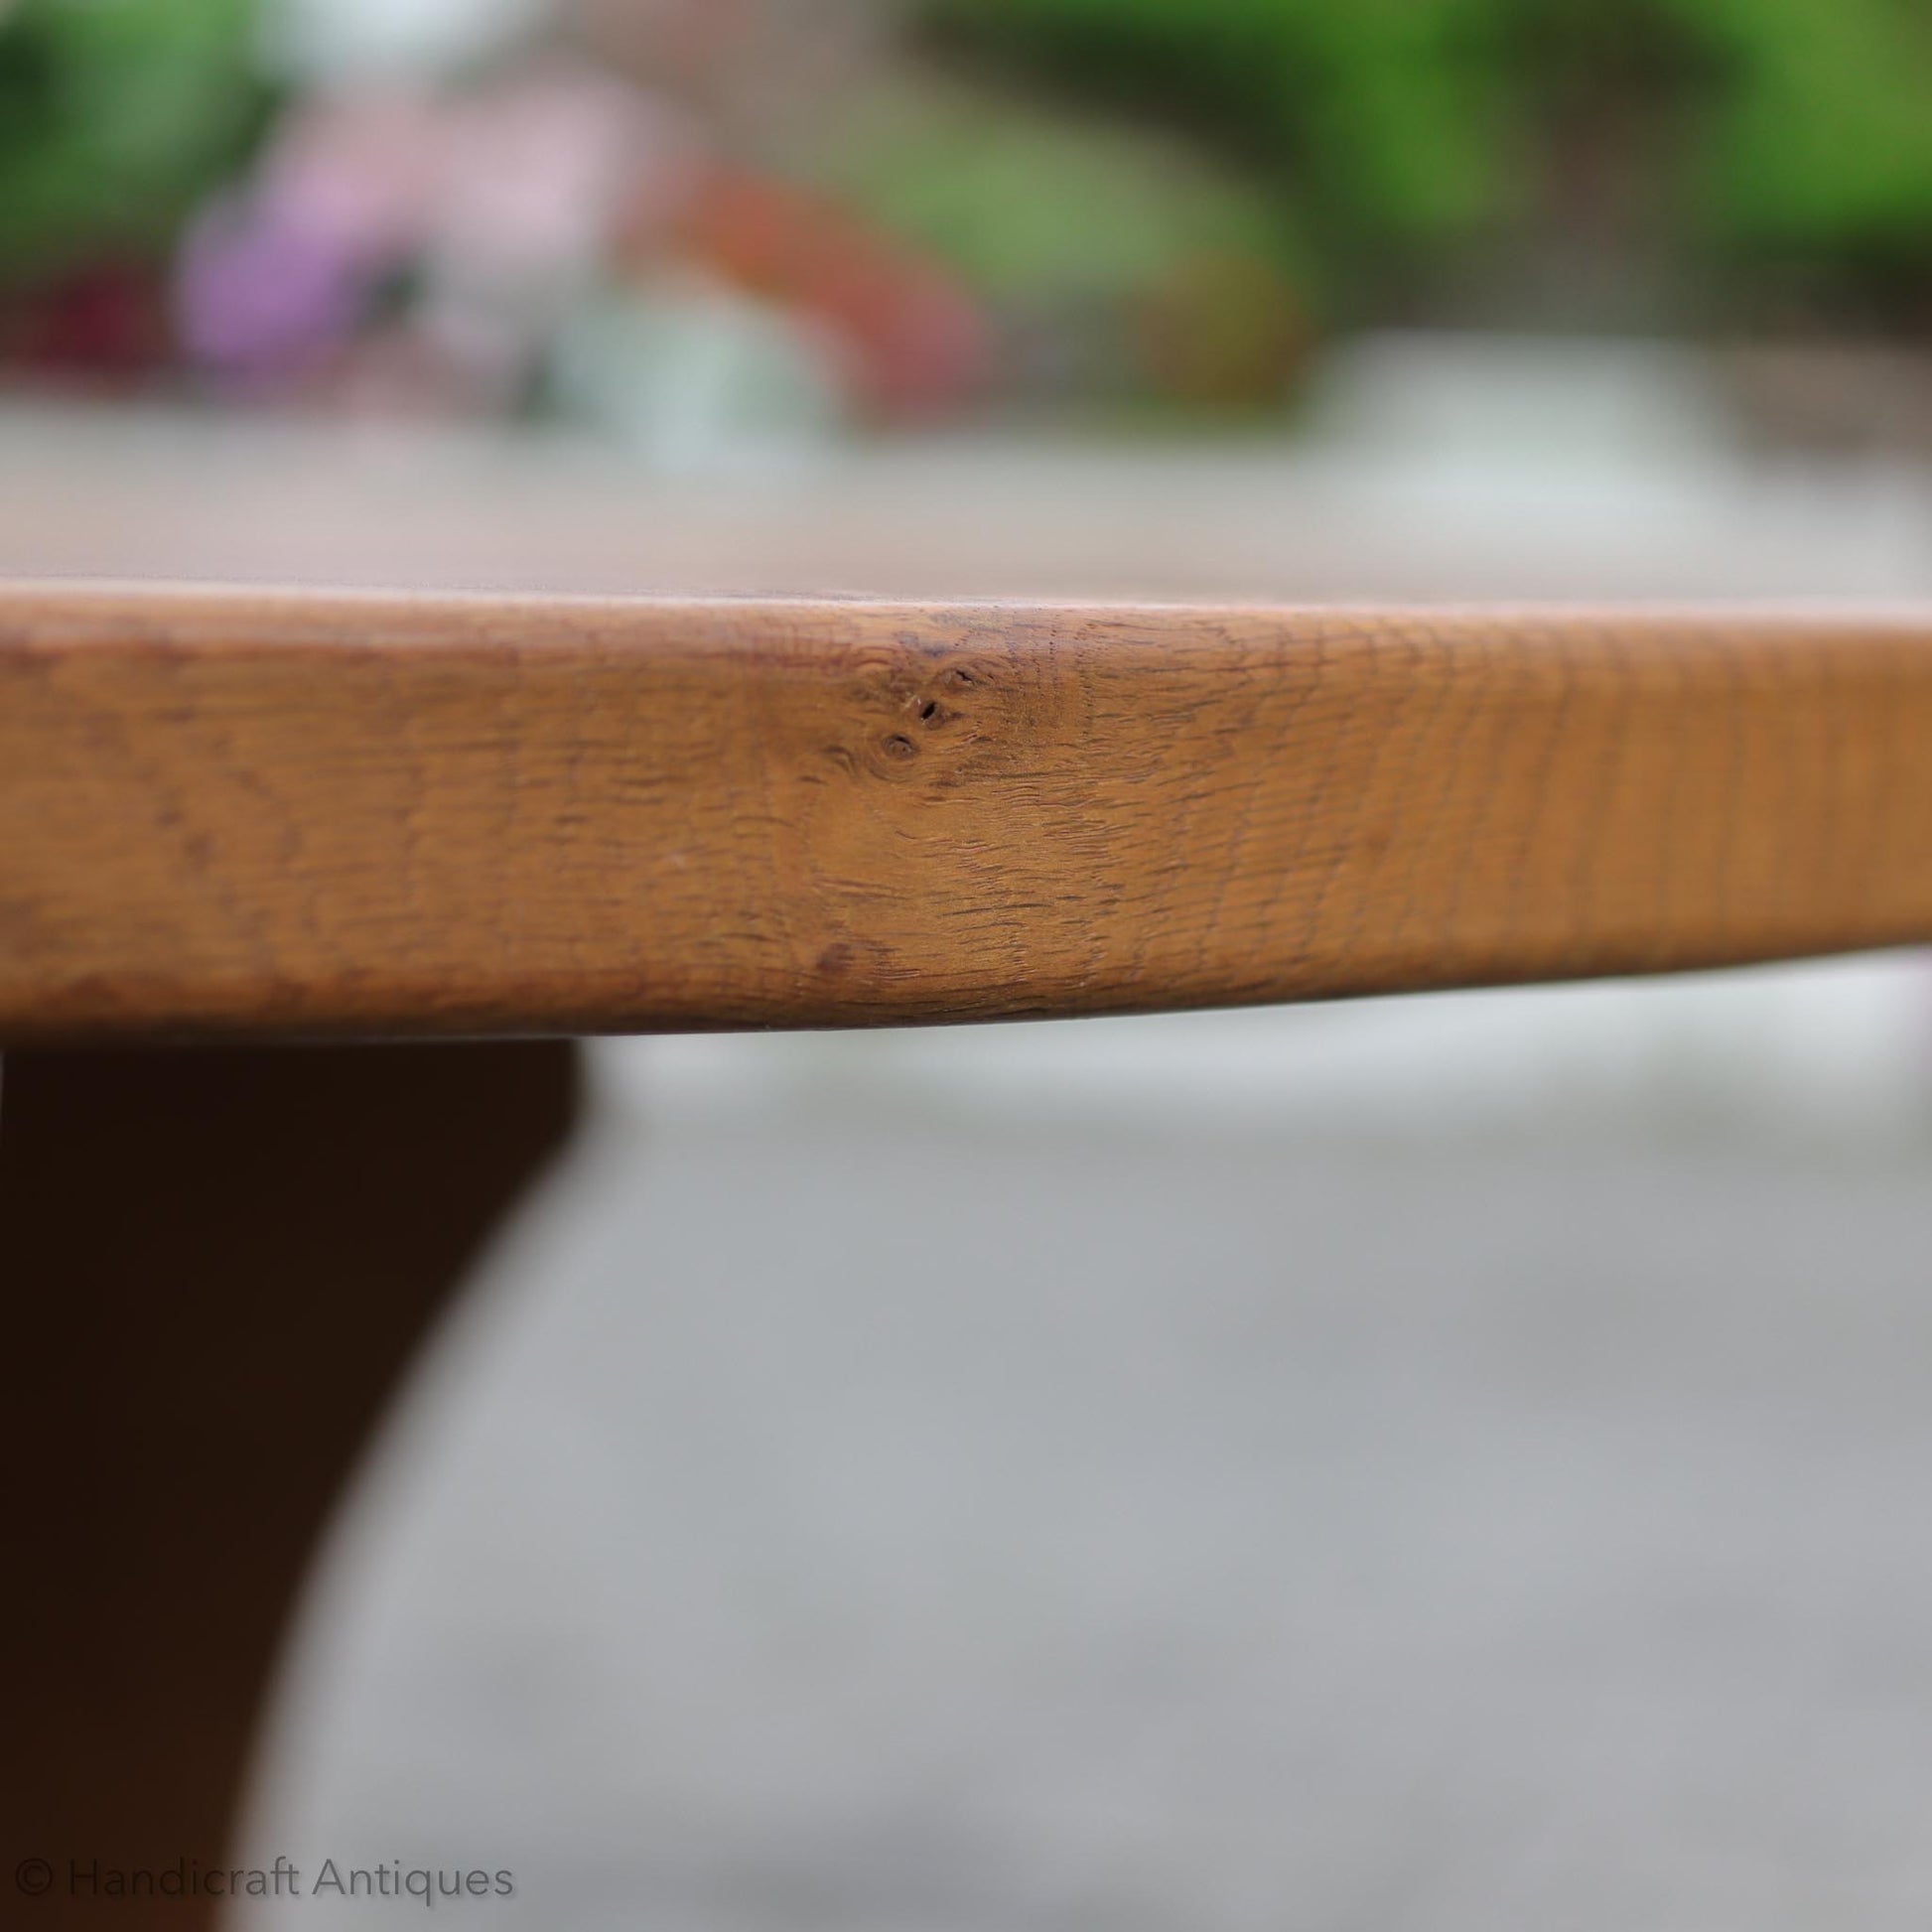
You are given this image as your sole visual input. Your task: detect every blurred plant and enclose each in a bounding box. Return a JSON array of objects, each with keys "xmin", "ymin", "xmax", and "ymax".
[
  {"xmin": 922, "ymin": 0, "xmax": 1932, "ymax": 330},
  {"xmin": 919, "ymin": 0, "xmax": 1515, "ymax": 294},
  {"xmin": 0, "ymin": 0, "xmax": 271, "ymax": 284},
  {"xmin": 1677, "ymin": 0, "xmax": 1932, "ymax": 310},
  {"xmin": 811, "ymin": 80, "xmax": 1311, "ymax": 406}
]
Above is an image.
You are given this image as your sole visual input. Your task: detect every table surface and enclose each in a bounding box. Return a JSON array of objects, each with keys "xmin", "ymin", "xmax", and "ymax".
[{"xmin": 6, "ymin": 580, "xmax": 1932, "ymax": 1044}]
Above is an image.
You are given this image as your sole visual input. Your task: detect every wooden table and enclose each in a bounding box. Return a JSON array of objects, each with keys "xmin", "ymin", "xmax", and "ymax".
[{"xmin": 6, "ymin": 583, "xmax": 1932, "ymax": 1925}]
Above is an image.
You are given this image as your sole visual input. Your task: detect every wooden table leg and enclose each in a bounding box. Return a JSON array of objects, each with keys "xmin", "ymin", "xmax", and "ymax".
[{"xmin": 0, "ymin": 1042, "xmax": 581, "ymax": 1928}]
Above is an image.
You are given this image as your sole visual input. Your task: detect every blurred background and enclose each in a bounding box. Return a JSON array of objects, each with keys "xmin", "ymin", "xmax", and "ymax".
[
  {"xmin": 12, "ymin": 0, "xmax": 1932, "ymax": 443},
  {"xmin": 8, "ymin": 0, "xmax": 1932, "ymax": 1925}
]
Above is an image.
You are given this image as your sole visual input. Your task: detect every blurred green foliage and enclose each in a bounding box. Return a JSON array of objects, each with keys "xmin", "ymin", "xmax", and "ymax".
[
  {"xmin": 926, "ymin": 0, "xmax": 1932, "ymax": 321},
  {"xmin": 818, "ymin": 83, "xmax": 1304, "ymax": 304},
  {"xmin": 1689, "ymin": 0, "xmax": 1932, "ymax": 267},
  {"xmin": 926, "ymin": 0, "xmax": 1508, "ymax": 263},
  {"xmin": 814, "ymin": 80, "xmax": 1315, "ymax": 404},
  {"xmin": 0, "ymin": 0, "xmax": 271, "ymax": 284}
]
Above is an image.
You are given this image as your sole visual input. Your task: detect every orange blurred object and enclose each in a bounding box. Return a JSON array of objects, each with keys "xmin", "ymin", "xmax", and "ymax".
[{"xmin": 672, "ymin": 169, "xmax": 990, "ymax": 422}]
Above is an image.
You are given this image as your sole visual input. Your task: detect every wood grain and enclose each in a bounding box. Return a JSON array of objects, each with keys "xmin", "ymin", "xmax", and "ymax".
[{"xmin": 4, "ymin": 584, "xmax": 1932, "ymax": 1043}]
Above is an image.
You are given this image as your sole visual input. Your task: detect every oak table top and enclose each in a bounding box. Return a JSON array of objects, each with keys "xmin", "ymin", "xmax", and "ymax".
[{"xmin": 6, "ymin": 583, "xmax": 1932, "ymax": 1045}]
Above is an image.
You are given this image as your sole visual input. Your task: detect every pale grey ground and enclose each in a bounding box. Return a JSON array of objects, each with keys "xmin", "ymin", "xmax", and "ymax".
[{"xmin": 239, "ymin": 1041, "xmax": 1932, "ymax": 1932}]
